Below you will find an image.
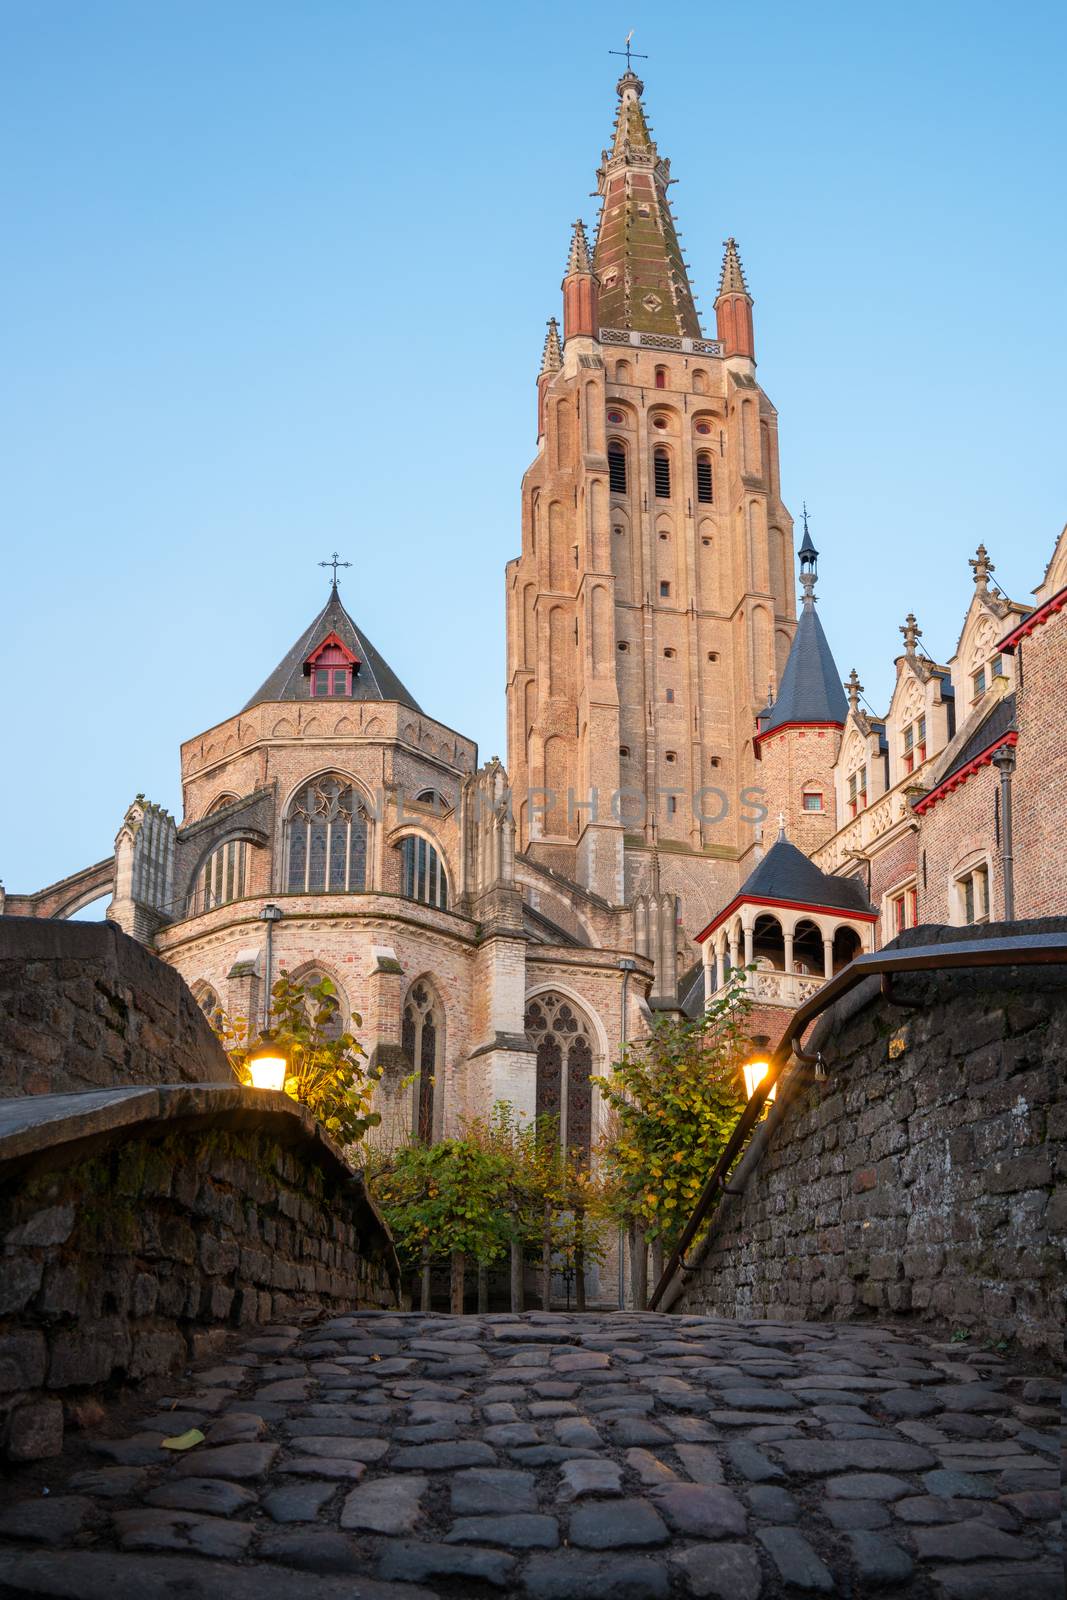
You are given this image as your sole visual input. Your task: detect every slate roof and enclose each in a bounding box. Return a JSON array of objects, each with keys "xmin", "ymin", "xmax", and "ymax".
[
  {"xmin": 737, "ymin": 835, "xmax": 873, "ymax": 917},
  {"xmin": 244, "ymin": 587, "xmax": 422, "ymax": 713},
  {"xmin": 758, "ymin": 602, "xmax": 848, "ymax": 741},
  {"xmin": 920, "ymin": 692, "xmax": 1016, "ymax": 799}
]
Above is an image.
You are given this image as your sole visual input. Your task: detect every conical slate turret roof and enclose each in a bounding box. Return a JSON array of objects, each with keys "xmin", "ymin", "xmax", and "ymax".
[
  {"xmin": 244, "ymin": 586, "xmax": 422, "ymax": 712},
  {"xmin": 737, "ymin": 834, "xmax": 872, "ymax": 917},
  {"xmin": 758, "ymin": 604, "xmax": 847, "ymax": 740},
  {"xmin": 593, "ymin": 72, "xmax": 701, "ymax": 338}
]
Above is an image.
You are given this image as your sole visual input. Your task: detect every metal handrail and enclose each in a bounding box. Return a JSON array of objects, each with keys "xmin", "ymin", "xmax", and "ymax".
[{"xmin": 647, "ymin": 932, "xmax": 1067, "ymax": 1312}]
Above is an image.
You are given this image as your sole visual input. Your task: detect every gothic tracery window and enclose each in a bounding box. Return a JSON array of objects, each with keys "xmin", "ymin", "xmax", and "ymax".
[
  {"xmin": 402, "ymin": 980, "xmax": 442, "ymax": 1142},
  {"xmin": 397, "ymin": 835, "xmax": 448, "ymax": 909},
  {"xmin": 193, "ymin": 840, "xmax": 247, "ymax": 914},
  {"xmin": 286, "ymin": 776, "xmax": 368, "ymax": 894},
  {"xmin": 524, "ymin": 992, "xmax": 596, "ymax": 1159}
]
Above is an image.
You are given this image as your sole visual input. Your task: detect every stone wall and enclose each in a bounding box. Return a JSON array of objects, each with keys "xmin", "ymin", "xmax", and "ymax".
[
  {"xmin": 672, "ymin": 920, "xmax": 1066, "ymax": 1356},
  {"xmin": 0, "ymin": 1084, "xmax": 398, "ymax": 1460},
  {"xmin": 0, "ymin": 918, "xmax": 228, "ymax": 1096}
]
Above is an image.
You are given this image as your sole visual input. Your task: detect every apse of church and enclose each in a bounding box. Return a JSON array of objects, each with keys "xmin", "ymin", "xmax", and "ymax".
[{"xmin": 506, "ymin": 69, "xmax": 796, "ymax": 939}]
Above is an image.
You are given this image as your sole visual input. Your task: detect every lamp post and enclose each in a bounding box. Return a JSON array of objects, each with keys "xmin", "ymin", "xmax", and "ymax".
[
  {"xmin": 742, "ymin": 1034, "xmax": 776, "ymax": 1104},
  {"xmin": 617, "ymin": 957, "xmax": 638, "ymax": 1311},
  {"xmin": 259, "ymin": 902, "xmax": 283, "ymax": 1032},
  {"xmin": 245, "ymin": 1037, "xmax": 288, "ymax": 1093},
  {"xmin": 992, "ymin": 744, "xmax": 1016, "ymax": 921}
]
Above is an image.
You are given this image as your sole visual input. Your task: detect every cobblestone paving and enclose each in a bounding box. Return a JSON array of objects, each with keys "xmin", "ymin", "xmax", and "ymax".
[{"xmin": 0, "ymin": 1311, "xmax": 1061, "ymax": 1598}]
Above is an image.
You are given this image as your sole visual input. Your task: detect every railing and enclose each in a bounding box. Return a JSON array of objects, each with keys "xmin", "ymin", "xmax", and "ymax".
[
  {"xmin": 600, "ymin": 328, "xmax": 724, "ymax": 357},
  {"xmin": 647, "ymin": 931, "xmax": 1067, "ymax": 1311},
  {"xmin": 709, "ymin": 968, "xmax": 825, "ymax": 1010}
]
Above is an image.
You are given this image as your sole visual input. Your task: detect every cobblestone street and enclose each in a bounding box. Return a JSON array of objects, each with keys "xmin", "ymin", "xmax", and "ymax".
[{"xmin": 0, "ymin": 1311, "xmax": 1060, "ymax": 1599}]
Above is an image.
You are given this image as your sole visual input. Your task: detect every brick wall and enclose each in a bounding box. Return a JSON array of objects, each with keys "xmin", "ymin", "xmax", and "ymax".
[
  {"xmin": 1010, "ymin": 607, "xmax": 1065, "ymax": 917},
  {"xmin": 0, "ymin": 919, "xmax": 228, "ymax": 1097},
  {"xmin": 0, "ymin": 1086, "xmax": 397, "ymax": 1461},
  {"xmin": 673, "ymin": 920, "xmax": 1066, "ymax": 1356},
  {"xmin": 916, "ymin": 761, "xmax": 1003, "ymax": 925}
]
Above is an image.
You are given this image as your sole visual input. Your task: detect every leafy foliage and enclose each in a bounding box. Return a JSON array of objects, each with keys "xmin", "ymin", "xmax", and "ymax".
[
  {"xmin": 594, "ymin": 970, "xmax": 751, "ymax": 1246},
  {"xmin": 215, "ymin": 972, "xmax": 380, "ymax": 1147}
]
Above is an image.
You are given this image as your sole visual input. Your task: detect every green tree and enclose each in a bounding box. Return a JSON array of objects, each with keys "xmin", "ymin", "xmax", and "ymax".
[
  {"xmin": 371, "ymin": 1131, "xmax": 512, "ymax": 1312},
  {"xmin": 215, "ymin": 971, "xmax": 380, "ymax": 1148},
  {"xmin": 594, "ymin": 970, "xmax": 751, "ymax": 1291}
]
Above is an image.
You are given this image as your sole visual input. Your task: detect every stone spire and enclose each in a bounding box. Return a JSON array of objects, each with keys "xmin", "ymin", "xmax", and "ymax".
[
  {"xmin": 539, "ymin": 317, "xmax": 562, "ymax": 377},
  {"xmin": 592, "ymin": 71, "xmax": 701, "ymax": 338},
  {"xmin": 562, "ymin": 221, "xmax": 599, "ymax": 342},
  {"xmin": 718, "ymin": 237, "xmax": 749, "ymax": 297},
  {"xmin": 846, "ymin": 668, "xmax": 863, "ymax": 714},
  {"xmin": 970, "ymin": 543, "xmax": 995, "ymax": 594},
  {"xmin": 900, "ymin": 613, "xmax": 922, "ymax": 657},
  {"xmin": 536, "ymin": 317, "xmax": 563, "ymax": 438},
  {"xmin": 715, "ymin": 237, "xmax": 755, "ymax": 359},
  {"xmin": 565, "ymin": 219, "xmax": 592, "ymax": 276}
]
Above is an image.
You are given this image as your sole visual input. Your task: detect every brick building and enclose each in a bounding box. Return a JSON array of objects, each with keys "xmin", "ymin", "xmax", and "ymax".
[{"xmin": 6, "ymin": 69, "xmax": 1065, "ymax": 1109}]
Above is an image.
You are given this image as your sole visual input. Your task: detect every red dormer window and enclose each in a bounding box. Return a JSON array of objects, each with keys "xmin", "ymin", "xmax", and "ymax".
[{"xmin": 305, "ymin": 632, "xmax": 359, "ymax": 697}]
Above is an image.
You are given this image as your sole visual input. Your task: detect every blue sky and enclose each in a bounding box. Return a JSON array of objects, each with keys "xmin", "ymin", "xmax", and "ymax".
[{"xmin": 2, "ymin": 0, "xmax": 1064, "ymax": 901}]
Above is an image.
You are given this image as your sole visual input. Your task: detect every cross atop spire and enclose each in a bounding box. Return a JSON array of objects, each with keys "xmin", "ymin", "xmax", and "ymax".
[
  {"xmin": 319, "ymin": 552, "xmax": 351, "ymax": 592},
  {"xmin": 970, "ymin": 543, "xmax": 995, "ymax": 593},
  {"xmin": 846, "ymin": 668, "xmax": 864, "ymax": 713},
  {"xmin": 608, "ymin": 29, "xmax": 648, "ymax": 76},
  {"xmin": 717, "ymin": 237, "xmax": 750, "ymax": 298},
  {"xmin": 900, "ymin": 613, "xmax": 922, "ymax": 656},
  {"xmin": 565, "ymin": 219, "xmax": 592, "ymax": 276},
  {"xmin": 540, "ymin": 317, "xmax": 562, "ymax": 376}
]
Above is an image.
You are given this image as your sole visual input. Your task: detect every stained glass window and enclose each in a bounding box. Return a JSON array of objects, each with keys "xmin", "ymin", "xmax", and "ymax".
[
  {"xmin": 286, "ymin": 777, "xmax": 367, "ymax": 894},
  {"xmin": 524, "ymin": 992, "xmax": 597, "ymax": 1160},
  {"xmin": 402, "ymin": 981, "xmax": 442, "ymax": 1142},
  {"xmin": 397, "ymin": 836, "xmax": 448, "ymax": 910}
]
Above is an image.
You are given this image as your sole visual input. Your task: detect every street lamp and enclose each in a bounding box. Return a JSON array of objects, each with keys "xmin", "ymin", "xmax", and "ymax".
[
  {"xmin": 246, "ymin": 1036, "xmax": 288, "ymax": 1093},
  {"xmin": 742, "ymin": 1034, "xmax": 777, "ymax": 1103},
  {"xmin": 259, "ymin": 902, "xmax": 283, "ymax": 1031}
]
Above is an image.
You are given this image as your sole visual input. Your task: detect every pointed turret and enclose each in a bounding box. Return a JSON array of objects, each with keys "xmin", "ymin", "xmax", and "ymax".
[
  {"xmin": 715, "ymin": 237, "xmax": 755, "ymax": 360},
  {"xmin": 536, "ymin": 317, "xmax": 562, "ymax": 438},
  {"xmin": 592, "ymin": 72, "xmax": 701, "ymax": 338},
  {"xmin": 562, "ymin": 220, "xmax": 599, "ymax": 343},
  {"xmin": 756, "ymin": 523, "xmax": 847, "ymax": 746},
  {"xmin": 244, "ymin": 582, "xmax": 421, "ymax": 712}
]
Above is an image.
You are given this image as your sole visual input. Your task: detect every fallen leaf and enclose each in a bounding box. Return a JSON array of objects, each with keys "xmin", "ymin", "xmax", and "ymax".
[{"xmin": 161, "ymin": 1428, "xmax": 205, "ymax": 1451}]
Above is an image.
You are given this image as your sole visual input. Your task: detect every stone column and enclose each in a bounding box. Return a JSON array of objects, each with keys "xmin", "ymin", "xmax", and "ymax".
[
  {"xmin": 823, "ymin": 936, "xmax": 834, "ymax": 978},
  {"xmin": 783, "ymin": 931, "xmax": 794, "ymax": 974}
]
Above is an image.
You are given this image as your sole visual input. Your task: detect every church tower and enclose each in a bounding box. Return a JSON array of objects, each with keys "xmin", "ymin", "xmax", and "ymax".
[{"xmin": 506, "ymin": 67, "xmax": 797, "ymax": 940}]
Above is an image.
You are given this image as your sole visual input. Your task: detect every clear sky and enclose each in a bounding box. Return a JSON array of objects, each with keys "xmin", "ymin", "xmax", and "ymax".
[{"xmin": 2, "ymin": 0, "xmax": 1064, "ymax": 902}]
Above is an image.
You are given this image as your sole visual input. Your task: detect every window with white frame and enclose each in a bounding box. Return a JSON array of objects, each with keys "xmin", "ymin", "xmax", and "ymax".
[
  {"xmin": 902, "ymin": 715, "xmax": 927, "ymax": 775},
  {"xmin": 954, "ymin": 860, "xmax": 990, "ymax": 925},
  {"xmin": 887, "ymin": 881, "xmax": 919, "ymax": 936},
  {"xmin": 848, "ymin": 766, "xmax": 868, "ymax": 817}
]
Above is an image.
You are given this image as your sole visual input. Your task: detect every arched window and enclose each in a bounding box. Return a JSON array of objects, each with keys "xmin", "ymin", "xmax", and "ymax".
[
  {"xmin": 402, "ymin": 980, "xmax": 443, "ymax": 1142},
  {"xmin": 692, "ymin": 369, "xmax": 708, "ymax": 395},
  {"xmin": 607, "ymin": 441, "xmax": 628, "ymax": 494},
  {"xmin": 286, "ymin": 776, "xmax": 368, "ymax": 894},
  {"xmin": 653, "ymin": 447, "xmax": 671, "ymax": 499},
  {"xmin": 192, "ymin": 840, "xmax": 247, "ymax": 915},
  {"xmin": 397, "ymin": 835, "xmax": 448, "ymax": 909},
  {"xmin": 614, "ymin": 359, "xmax": 632, "ymax": 382},
  {"xmin": 524, "ymin": 992, "xmax": 596, "ymax": 1159},
  {"xmin": 196, "ymin": 985, "xmax": 222, "ymax": 1026},
  {"xmin": 290, "ymin": 968, "xmax": 347, "ymax": 1041},
  {"xmin": 654, "ymin": 366, "xmax": 667, "ymax": 389},
  {"xmin": 696, "ymin": 452, "xmax": 714, "ymax": 504}
]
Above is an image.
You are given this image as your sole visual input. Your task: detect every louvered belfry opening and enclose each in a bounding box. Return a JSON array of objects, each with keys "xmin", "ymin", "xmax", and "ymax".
[
  {"xmin": 654, "ymin": 447, "xmax": 671, "ymax": 499},
  {"xmin": 696, "ymin": 452, "xmax": 713, "ymax": 504},
  {"xmin": 608, "ymin": 441, "xmax": 628, "ymax": 494}
]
